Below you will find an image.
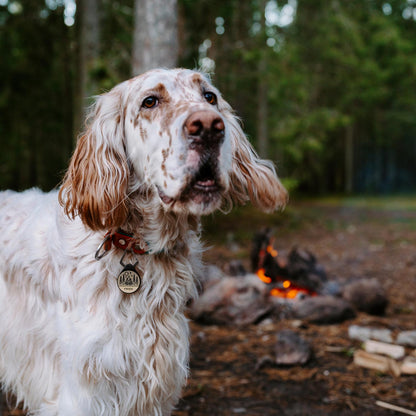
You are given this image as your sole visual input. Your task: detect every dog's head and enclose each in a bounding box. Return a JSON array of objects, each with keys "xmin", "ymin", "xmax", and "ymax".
[{"xmin": 59, "ymin": 69, "xmax": 288, "ymax": 230}]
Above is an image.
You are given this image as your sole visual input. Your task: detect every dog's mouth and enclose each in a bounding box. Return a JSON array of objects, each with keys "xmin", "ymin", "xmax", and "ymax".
[
  {"xmin": 191, "ymin": 161, "xmax": 221, "ymax": 193},
  {"xmin": 157, "ymin": 159, "xmax": 223, "ymax": 207}
]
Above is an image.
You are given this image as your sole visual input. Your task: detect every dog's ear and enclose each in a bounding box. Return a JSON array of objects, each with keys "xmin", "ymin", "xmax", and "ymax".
[
  {"xmin": 59, "ymin": 86, "xmax": 129, "ymax": 231},
  {"xmin": 226, "ymin": 114, "xmax": 288, "ymax": 212}
]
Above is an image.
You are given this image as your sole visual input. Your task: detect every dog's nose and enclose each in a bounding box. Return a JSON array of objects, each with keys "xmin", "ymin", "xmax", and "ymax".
[{"xmin": 184, "ymin": 111, "xmax": 225, "ymax": 146}]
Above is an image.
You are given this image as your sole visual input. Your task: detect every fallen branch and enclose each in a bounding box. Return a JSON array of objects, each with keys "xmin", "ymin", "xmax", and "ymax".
[{"xmin": 376, "ymin": 400, "xmax": 416, "ymax": 416}]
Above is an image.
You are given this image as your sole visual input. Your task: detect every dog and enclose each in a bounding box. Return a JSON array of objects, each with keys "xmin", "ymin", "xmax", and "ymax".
[{"xmin": 0, "ymin": 68, "xmax": 287, "ymax": 415}]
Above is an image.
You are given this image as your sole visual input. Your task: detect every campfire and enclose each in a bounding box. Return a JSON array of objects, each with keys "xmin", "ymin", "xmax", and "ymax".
[
  {"xmin": 252, "ymin": 229, "xmax": 323, "ymax": 299},
  {"xmin": 190, "ymin": 228, "xmax": 388, "ymax": 327}
]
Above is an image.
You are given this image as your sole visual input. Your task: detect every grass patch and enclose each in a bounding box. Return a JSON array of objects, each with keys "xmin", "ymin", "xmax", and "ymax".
[
  {"xmin": 302, "ymin": 195, "xmax": 416, "ymax": 211},
  {"xmin": 202, "ymin": 195, "xmax": 416, "ymax": 245}
]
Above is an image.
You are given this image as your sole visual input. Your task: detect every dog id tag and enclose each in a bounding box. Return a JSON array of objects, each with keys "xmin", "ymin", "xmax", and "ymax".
[{"xmin": 117, "ymin": 264, "xmax": 141, "ymax": 294}]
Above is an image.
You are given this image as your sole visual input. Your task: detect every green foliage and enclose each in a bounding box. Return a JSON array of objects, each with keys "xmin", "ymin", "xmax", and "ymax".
[
  {"xmin": 0, "ymin": 0, "xmax": 73, "ymax": 190},
  {"xmin": 2, "ymin": 0, "xmax": 416, "ymax": 194},
  {"xmin": 265, "ymin": 0, "xmax": 416, "ymax": 192}
]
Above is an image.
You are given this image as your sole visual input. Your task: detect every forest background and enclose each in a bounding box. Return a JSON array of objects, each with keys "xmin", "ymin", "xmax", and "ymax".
[{"xmin": 1, "ymin": 0, "xmax": 416, "ymax": 196}]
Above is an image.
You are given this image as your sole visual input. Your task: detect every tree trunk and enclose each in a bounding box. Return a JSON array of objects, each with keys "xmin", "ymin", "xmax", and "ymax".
[
  {"xmin": 256, "ymin": 55, "xmax": 268, "ymax": 158},
  {"xmin": 74, "ymin": 0, "xmax": 100, "ymax": 138},
  {"xmin": 256, "ymin": 0, "xmax": 268, "ymax": 158},
  {"xmin": 345, "ymin": 123, "xmax": 354, "ymax": 193},
  {"xmin": 132, "ymin": 0, "xmax": 178, "ymax": 76}
]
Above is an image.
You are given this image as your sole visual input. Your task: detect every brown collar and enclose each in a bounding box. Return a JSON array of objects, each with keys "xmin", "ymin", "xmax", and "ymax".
[{"xmin": 95, "ymin": 229, "xmax": 149, "ymax": 260}]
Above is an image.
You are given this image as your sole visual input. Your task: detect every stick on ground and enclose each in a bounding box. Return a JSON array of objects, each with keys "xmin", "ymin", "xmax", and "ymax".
[{"xmin": 376, "ymin": 400, "xmax": 416, "ymax": 416}]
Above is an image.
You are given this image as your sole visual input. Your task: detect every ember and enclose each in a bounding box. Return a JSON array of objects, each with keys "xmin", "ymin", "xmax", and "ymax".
[{"xmin": 269, "ymin": 281, "xmax": 313, "ymax": 299}]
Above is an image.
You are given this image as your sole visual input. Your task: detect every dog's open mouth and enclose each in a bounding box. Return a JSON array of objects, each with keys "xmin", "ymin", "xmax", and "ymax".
[
  {"xmin": 157, "ymin": 159, "xmax": 223, "ymax": 207},
  {"xmin": 191, "ymin": 162, "xmax": 220, "ymax": 193},
  {"xmin": 185, "ymin": 158, "xmax": 223, "ymax": 203}
]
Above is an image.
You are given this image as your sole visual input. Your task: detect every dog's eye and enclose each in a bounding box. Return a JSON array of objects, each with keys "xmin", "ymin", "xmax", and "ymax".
[
  {"xmin": 142, "ymin": 96, "xmax": 159, "ymax": 109},
  {"xmin": 203, "ymin": 92, "xmax": 217, "ymax": 105}
]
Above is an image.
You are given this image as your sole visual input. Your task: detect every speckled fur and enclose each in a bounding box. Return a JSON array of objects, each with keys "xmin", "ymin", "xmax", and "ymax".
[{"xmin": 0, "ymin": 69, "xmax": 287, "ymax": 415}]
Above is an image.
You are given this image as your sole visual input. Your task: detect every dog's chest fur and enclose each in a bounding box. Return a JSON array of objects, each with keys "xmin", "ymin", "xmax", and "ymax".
[{"xmin": 0, "ymin": 189, "xmax": 199, "ymax": 415}]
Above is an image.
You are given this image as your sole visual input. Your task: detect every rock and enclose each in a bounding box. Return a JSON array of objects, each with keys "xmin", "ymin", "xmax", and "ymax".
[
  {"xmin": 342, "ymin": 278, "xmax": 388, "ymax": 315},
  {"xmin": 275, "ymin": 330, "xmax": 312, "ymax": 365},
  {"xmin": 397, "ymin": 330, "xmax": 416, "ymax": 347},
  {"xmin": 197, "ymin": 264, "xmax": 226, "ymax": 291},
  {"xmin": 225, "ymin": 260, "xmax": 247, "ymax": 277},
  {"xmin": 189, "ymin": 274, "xmax": 272, "ymax": 326},
  {"xmin": 320, "ymin": 281, "xmax": 342, "ymax": 297},
  {"xmin": 255, "ymin": 355, "xmax": 274, "ymax": 371},
  {"xmin": 348, "ymin": 325, "xmax": 393, "ymax": 343},
  {"xmin": 292, "ymin": 295, "xmax": 355, "ymax": 324}
]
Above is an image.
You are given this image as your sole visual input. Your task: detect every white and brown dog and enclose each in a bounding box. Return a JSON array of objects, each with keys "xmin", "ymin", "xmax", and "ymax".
[{"xmin": 0, "ymin": 68, "xmax": 287, "ymax": 415}]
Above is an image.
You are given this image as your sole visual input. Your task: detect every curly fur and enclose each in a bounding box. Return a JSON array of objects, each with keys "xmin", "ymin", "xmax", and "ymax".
[{"xmin": 0, "ymin": 68, "xmax": 287, "ymax": 415}]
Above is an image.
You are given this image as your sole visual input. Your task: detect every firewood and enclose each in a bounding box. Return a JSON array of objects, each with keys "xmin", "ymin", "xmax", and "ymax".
[
  {"xmin": 348, "ymin": 325, "xmax": 393, "ymax": 343},
  {"xmin": 353, "ymin": 350, "xmax": 401, "ymax": 376},
  {"xmin": 401, "ymin": 357, "xmax": 416, "ymax": 375},
  {"xmin": 364, "ymin": 340, "xmax": 405, "ymax": 360},
  {"xmin": 376, "ymin": 400, "xmax": 416, "ymax": 416}
]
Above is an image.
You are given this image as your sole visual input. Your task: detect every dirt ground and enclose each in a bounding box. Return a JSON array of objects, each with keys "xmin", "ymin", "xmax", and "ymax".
[
  {"xmin": 2, "ymin": 198, "xmax": 416, "ymax": 415},
  {"xmin": 172, "ymin": 198, "xmax": 416, "ymax": 416}
]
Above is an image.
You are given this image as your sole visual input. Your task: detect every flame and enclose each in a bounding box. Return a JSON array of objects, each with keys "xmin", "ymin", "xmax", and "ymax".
[
  {"xmin": 270, "ymin": 286, "xmax": 307, "ymax": 299},
  {"xmin": 270, "ymin": 288, "xmax": 283, "ymax": 297},
  {"xmin": 287, "ymin": 289, "xmax": 301, "ymax": 299},
  {"xmin": 266, "ymin": 245, "xmax": 278, "ymax": 257},
  {"xmin": 256, "ymin": 268, "xmax": 272, "ymax": 284}
]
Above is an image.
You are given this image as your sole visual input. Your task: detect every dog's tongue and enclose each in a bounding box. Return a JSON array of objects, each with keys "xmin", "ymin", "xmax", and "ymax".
[{"xmin": 196, "ymin": 179, "xmax": 215, "ymax": 187}]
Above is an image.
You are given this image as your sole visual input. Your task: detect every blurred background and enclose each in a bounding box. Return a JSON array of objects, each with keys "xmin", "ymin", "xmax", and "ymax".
[
  {"xmin": 1, "ymin": 0, "xmax": 416, "ymax": 196},
  {"xmin": 3, "ymin": 2, "xmax": 416, "ymax": 415}
]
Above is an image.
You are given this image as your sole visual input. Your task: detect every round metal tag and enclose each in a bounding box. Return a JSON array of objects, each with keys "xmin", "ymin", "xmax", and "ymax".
[{"xmin": 117, "ymin": 265, "xmax": 141, "ymax": 294}]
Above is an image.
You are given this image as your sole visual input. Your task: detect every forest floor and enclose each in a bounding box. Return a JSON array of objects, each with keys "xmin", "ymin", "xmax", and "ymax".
[
  {"xmin": 2, "ymin": 196, "xmax": 416, "ymax": 415},
  {"xmin": 172, "ymin": 197, "xmax": 416, "ymax": 416}
]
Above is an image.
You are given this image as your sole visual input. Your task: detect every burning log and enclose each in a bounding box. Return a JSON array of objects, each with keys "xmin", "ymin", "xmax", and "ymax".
[
  {"xmin": 251, "ymin": 228, "xmax": 288, "ymax": 280},
  {"xmin": 286, "ymin": 247, "xmax": 327, "ymax": 292},
  {"xmin": 251, "ymin": 229, "xmax": 327, "ymax": 298}
]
